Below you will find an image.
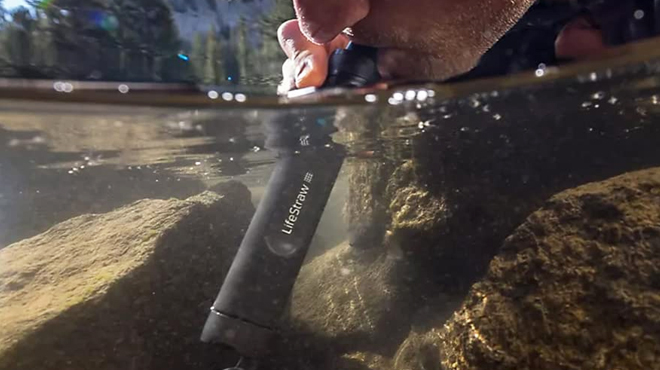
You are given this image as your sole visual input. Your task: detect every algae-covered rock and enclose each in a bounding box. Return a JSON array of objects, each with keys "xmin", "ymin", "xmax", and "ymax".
[
  {"xmin": 345, "ymin": 160, "xmax": 395, "ymax": 248},
  {"xmin": 400, "ymin": 167, "xmax": 660, "ymax": 370},
  {"xmin": 292, "ymin": 243, "xmax": 413, "ymax": 349},
  {"xmin": 263, "ymin": 242, "xmax": 419, "ymax": 370},
  {"xmin": 385, "ymin": 162, "xmax": 449, "ymax": 253},
  {"xmin": 393, "ymin": 329, "xmax": 443, "ymax": 370},
  {"xmin": 0, "ymin": 186, "xmax": 254, "ymax": 370}
]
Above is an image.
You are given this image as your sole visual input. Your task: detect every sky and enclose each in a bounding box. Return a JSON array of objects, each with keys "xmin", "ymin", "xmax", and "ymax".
[{"xmin": 4, "ymin": 0, "xmax": 29, "ymax": 10}]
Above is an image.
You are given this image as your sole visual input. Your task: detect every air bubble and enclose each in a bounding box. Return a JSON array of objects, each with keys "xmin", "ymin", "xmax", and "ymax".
[
  {"xmin": 388, "ymin": 97, "xmax": 401, "ymax": 105},
  {"xmin": 637, "ymin": 107, "xmax": 648, "ymax": 116}
]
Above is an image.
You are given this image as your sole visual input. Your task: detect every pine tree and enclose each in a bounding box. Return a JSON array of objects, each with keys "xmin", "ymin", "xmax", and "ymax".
[
  {"xmin": 203, "ymin": 27, "xmax": 223, "ymax": 84},
  {"xmin": 235, "ymin": 17, "xmax": 249, "ymax": 83},
  {"xmin": 6, "ymin": 7, "xmax": 34, "ymax": 68},
  {"xmin": 190, "ymin": 32, "xmax": 205, "ymax": 82}
]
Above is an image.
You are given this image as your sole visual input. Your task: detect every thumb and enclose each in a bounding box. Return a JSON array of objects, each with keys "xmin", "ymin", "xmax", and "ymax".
[{"xmin": 293, "ymin": 0, "xmax": 369, "ymax": 44}]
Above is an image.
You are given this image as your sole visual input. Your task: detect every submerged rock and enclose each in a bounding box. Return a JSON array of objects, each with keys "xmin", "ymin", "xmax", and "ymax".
[
  {"xmin": 345, "ymin": 160, "xmax": 395, "ymax": 249},
  {"xmin": 397, "ymin": 167, "xmax": 660, "ymax": 370},
  {"xmin": 262, "ymin": 242, "xmax": 418, "ymax": 370},
  {"xmin": 0, "ymin": 186, "xmax": 254, "ymax": 370},
  {"xmin": 291, "ymin": 243, "xmax": 412, "ymax": 346}
]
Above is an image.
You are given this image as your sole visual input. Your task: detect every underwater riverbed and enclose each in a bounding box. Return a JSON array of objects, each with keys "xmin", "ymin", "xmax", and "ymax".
[{"xmin": 1, "ymin": 39, "xmax": 660, "ymax": 370}]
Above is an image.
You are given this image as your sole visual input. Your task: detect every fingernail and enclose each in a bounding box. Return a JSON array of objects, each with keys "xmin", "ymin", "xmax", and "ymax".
[
  {"xmin": 295, "ymin": 57, "xmax": 312, "ymax": 85},
  {"xmin": 278, "ymin": 78, "xmax": 295, "ymax": 95}
]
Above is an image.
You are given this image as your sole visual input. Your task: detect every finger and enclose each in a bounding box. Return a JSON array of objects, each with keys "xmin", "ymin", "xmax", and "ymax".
[
  {"xmin": 293, "ymin": 0, "xmax": 369, "ymax": 44},
  {"xmin": 278, "ymin": 58, "xmax": 296, "ymax": 95},
  {"xmin": 278, "ymin": 20, "xmax": 350, "ymax": 89},
  {"xmin": 378, "ymin": 48, "xmax": 480, "ymax": 81},
  {"xmin": 278, "ymin": 19, "xmax": 328, "ymax": 88}
]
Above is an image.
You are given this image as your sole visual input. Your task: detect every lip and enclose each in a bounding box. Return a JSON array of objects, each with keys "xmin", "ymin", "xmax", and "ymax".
[
  {"xmin": 562, "ymin": 16, "xmax": 600, "ymax": 32},
  {"xmin": 556, "ymin": 17, "xmax": 607, "ymax": 60}
]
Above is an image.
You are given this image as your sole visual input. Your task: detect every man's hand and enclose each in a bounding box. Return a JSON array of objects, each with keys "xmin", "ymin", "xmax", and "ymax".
[{"xmin": 278, "ymin": 0, "xmax": 536, "ymax": 92}]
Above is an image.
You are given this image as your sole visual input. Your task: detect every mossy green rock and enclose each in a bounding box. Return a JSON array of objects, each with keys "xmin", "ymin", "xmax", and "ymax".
[{"xmin": 396, "ymin": 167, "xmax": 660, "ymax": 370}]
